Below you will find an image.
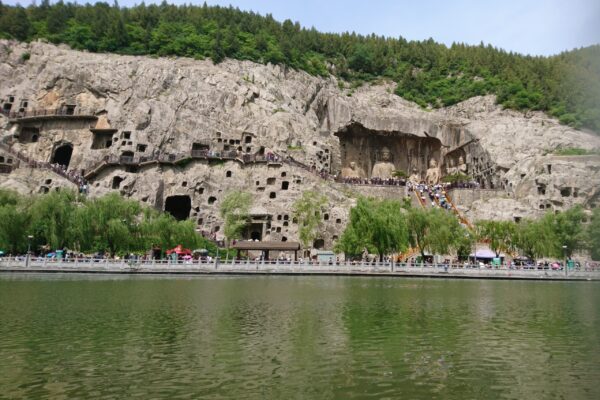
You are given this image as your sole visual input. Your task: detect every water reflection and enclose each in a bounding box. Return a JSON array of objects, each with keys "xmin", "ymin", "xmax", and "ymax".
[{"xmin": 0, "ymin": 275, "xmax": 598, "ymax": 399}]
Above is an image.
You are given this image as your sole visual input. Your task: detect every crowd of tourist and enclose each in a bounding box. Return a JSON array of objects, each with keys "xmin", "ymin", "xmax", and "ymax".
[{"xmin": 409, "ymin": 182, "xmax": 453, "ymax": 210}]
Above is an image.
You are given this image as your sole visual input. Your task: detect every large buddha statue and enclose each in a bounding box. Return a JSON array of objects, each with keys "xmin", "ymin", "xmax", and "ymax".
[
  {"xmin": 425, "ymin": 158, "xmax": 441, "ymax": 184},
  {"xmin": 341, "ymin": 161, "xmax": 366, "ymax": 179},
  {"xmin": 371, "ymin": 147, "xmax": 396, "ymax": 179}
]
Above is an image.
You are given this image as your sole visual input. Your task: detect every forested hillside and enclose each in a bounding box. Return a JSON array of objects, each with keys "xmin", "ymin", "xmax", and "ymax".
[{"xmin": 0, "ymin": 1, "xmax": 599, "ymax": 132}]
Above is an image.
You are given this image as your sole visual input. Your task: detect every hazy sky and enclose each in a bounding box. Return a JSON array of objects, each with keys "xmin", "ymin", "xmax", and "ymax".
[{"xmin": 5, "ymin": 0, "xmax": 600, "ymax": 56}]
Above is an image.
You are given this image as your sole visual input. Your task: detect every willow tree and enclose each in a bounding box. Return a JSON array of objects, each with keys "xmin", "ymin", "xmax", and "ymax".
[
  {"xmin": 407, "ymin": 207, "xmax": 465, "ymax": 259},
  {"xmin": 336, "ymin": 197, "xmax": 409, "ymax": 261},
  {"xmin": 475, "ymin": 220, "xmax": 517, "ymax": 257},
  {"xmin": 588, "ymin": 208, "xmax": 600, "ymax": 261},
  {"xmin": 292, "ymin": 190, "xmax": 328, "ymax": 248},
  {"xmin": 219, "ymin": 191, "xmax": 252, "ymax": 241}
]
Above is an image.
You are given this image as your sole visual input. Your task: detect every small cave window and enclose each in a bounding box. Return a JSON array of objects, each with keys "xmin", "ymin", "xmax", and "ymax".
[
  {"xmin": 560, "ymin": 188, "xmax": 571, "ymax": 197},
  {"xmin": 165, "ymin": 195, "xmax": 192, "ymax": 221},
  {"xmin": 208, "ymin": 196, "xmax": 217, "ymax": 205},
  {"xmin": 226, "ymin": 171, "xmax": 232, "ymax": 178},
  {"xmin": 312, "ymin": 141, "xmax": 317, "ymax": 146},
  {"xmin": 276, "ymin": 227, "xmax": 282, "ymax": 233},
  {"xmin": 281, "ymin": 172, "xmax": 287, "ymax": 177},
  {"xmin": 283, "ymin": 221, "xmax": 288, "ymax": 227},
  {"xmin": 198, "ymin": 187, "xmax": 204, "ymax": 194},
  {"xmin": 246, "ymin": 147, "xmax": 251, "ymax": 153},
  {"xmin": 514, "ymin": 216, "xmax": 522, "ymax": 223},
  {"xmin": 39, "ymin": 186, "xmax": 49, "ymax": 194},
  {"xmin": 281, "ymin": 181, "xmax": 289, "ymax": 190},
  {"xmin": 0, "ymin": 156, "xmax": 4, "ymax": 163},
  {"xmin": 136, "ymin": 144, "xmax": 147, "ymax": 152},
  {"xmin": 229, "ymin": 139, "xmax": 235, "ymax": 145},
  {"xmin": 332, "ymin": 235, "xmax": 339, "ymax": 241},
  {"xmin": 198, "ymin": 217, "xmax": 204, "ymax": 225},
  {"xmin": 537, "ymin": 185, "xmax": 546, "ymax": 196},
  {"xmin": 214, "ymin": 226, "xmax": 220, "ymax": 232},
  {"xmin": 51, "ymin": 143, "xmax": 73, "ymax": 169},
  {"xmin": 283, "ymin": 215, "xmax": 289, "ymax": 221},
  {"xmin": 250, "ymin": 231, "xmax": 261, "ymax": 241},
  {"xmin": 313, "ymin": 239, "xmax": 325, "ymax": 249},
  {"xmin": 65, "ymin": 105, "xmax": 76, "ymax": 115},
  {"xmin": 547, "ymin": 165, "xmax": 552, "ymax": 174},
  {"xmin": 255, "ymin": 180, "xmax": 260, "ymax": 186},
  {"xmin": 245, "ymin": 136, "xmax": 252, "ymax": 144},
  {"xmin": 182, "ymin": 181, "xmax": 188, "ymax": 187},
  {"xmin": 277, "ymin": 215, "xmax": 282, "ymax": 221},
  {"xmin": 112, "ymin": 176, "xmax": 124, "ymax": 189},
  {"xmin": 267, "ymin": 177, "xmax": 276, "ymax": 185},
  {"xmin": 122, "ymin": 131, "xmax": 131, "ymax": 140},
  {"xmin": 44, "ymin": 179, "xmax": 51, "ymax": 185},
  {"xmin": 293, "ymin": 217, "xmax": 298, "ymax": 224},
  {"xmin": 282, "ymin": 236, "xmax": 288, "ymax": 242},
  {"xmin": 336, "ymin": 218, "xmax": 341, "ymax": 224},
  {"xmin": 323, "ymin": 213, "xmax": 329, "ymax": 221},
  {"xmin": 269, "ymin": 192, "xmax": 276, "ymax": 199}
]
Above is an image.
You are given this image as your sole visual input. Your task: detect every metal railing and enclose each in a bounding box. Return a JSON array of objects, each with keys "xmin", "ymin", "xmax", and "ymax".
[
  {"xmin": 0, "ymin": 107, "xmax": 95, "ymax": 120},
  {"xmin": 1, "ymin": 256, "xmax": 598, "ymax": 276}
]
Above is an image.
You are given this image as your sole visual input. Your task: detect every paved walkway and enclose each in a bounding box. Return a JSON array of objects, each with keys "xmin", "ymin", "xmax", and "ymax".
[{"xmin": 1, "ymin": 259, "xmax": 598, "ymax": 281}]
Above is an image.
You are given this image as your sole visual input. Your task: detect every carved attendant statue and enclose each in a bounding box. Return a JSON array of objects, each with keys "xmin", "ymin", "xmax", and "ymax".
[
  {"xmin": 371, "ymin": 147, "xmax": 395, "ymax": 179},
  {"xmin": 341, "ymin": 161, "xmax": 366, "ymax": 179},
  {"xmin": 425, "ymin": 158, "xmax": 441, "ymax": 184},
  {"xmin": 457, "ymin": 155, "xmax": 467, "ymax": 173}
]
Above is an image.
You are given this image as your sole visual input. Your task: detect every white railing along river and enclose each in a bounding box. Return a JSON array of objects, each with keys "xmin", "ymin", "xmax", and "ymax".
[{"xmin": 1, "ymin": 256, "xmax": 599, "ymax": 280}]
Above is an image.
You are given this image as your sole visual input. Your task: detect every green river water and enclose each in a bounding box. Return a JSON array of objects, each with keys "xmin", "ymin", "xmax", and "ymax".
[{"xmin": 0, "ymin": 274, "xmax": 598, "ymax": 399}]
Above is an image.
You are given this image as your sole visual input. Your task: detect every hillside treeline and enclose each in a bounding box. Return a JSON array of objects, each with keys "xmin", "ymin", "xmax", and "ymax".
[{"xmin": 0, "ymin": 1, "xmax": 599, "ymax": 132}]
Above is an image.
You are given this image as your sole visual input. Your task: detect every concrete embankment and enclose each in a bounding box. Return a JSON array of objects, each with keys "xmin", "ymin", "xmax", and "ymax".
[{"xmin": 1, "ymin": 260, "xmax": 598, "ymax": 281}]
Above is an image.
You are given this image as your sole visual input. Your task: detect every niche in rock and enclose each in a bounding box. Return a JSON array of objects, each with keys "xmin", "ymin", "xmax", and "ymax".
[
  {"xmin": 334, "ymin": 122, "xmax": 442, "ymax": 180},
  {"xmin": 313, "ymin": 239, "xmax": 325, "ymax": 249},
  {"xmin": 51, "ymin": 143, "xmax": 73, "ymax": 168},
  {"xmin": 19, "ymin": 127, "xmax": 39, "ymax": 143},
  {"xmin": 112, "ymin": 176, "xmax": 124, "ymax": 189},
  {"xmin": 165, "ymin": 195, "xmax": 192, "ymax": 221}
]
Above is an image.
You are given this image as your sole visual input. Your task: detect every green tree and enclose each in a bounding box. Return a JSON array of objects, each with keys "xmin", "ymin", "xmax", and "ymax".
[
  {"xmin": 293, "ymin": 190, "xmax": 328, "ymax": 248},
  {"xmin": 29, "ymin": 190, "xmax": 77, "ymax": 250},
  {"xmin": 547, "ymin": 206, "xmax": 586, "ymax": 258},
  {"xmin": 219, "ymin": 190, "xmax": 252, "ymax": 241},
  {"xmin": 475, "ymin": 220, "xmax": 517, "ymax": 257},
  {"xmin": 336, "ymin": 197, "xmax": 409, "ymax": 261},
  {"xmin": 0, "ymin": 203, "xmax": 30, "ymax": 254},
  {"xmin": 587, "ymin": 208, "xmax": 600, "ymax": 261}
]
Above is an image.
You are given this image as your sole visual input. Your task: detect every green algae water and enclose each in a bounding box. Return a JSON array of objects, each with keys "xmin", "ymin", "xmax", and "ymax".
[{"xmin": 0, "ymin": 275, "xmax": 599, "ymax": 399}]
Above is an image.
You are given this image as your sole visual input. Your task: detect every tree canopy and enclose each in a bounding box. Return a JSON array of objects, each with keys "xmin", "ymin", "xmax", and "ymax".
[
  {"xmin": 0, "ymin": 189, "xmax": 210, "ymax": 256},
  {"xmin": 0, "ymin": 1, "xmax": 598, "ymax": 132}
]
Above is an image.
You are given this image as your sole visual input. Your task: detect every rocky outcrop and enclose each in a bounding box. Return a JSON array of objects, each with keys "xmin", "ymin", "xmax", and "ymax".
[{"xmin": 1, "ymin": 40, "xmax": 599, "ymax": 246}]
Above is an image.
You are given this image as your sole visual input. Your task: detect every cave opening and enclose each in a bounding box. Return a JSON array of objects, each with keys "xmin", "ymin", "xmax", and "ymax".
[
  {"xmin": 334, "ymin": 122, "xmax": 442, "ymax": 180},
  {"xmin": 51, "ymin": 143, "xmax": 73, "ymax": 169},
  {"xmin": 165, "ymin": 195, "xmax": 192, "ymax": 221}
]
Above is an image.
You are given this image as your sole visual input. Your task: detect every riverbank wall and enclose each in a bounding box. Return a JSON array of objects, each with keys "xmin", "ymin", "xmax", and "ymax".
[{"xmin": 1, "ymin": 259, "xmax": 598, "ymax": 281}]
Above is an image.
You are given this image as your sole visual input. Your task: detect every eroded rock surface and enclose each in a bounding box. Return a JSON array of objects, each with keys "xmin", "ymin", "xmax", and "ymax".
[{"xmin": 1, "ymin": 40, "xmax": 599, "ymax": 247}]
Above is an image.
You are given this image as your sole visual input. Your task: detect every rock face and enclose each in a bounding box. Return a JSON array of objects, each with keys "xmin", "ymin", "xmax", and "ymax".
[{"xmin": 0, "ymin": 40, "xmax": 599, "ymax": 248}]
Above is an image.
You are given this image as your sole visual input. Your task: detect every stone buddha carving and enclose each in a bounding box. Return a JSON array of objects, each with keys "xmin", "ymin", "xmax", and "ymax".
[
  {"xmin": 425, "ymin": 158, "xmax": 441, "ymax": 184},
  {"xmin": 371, "ymin": 147, "xmax": 395, "ymax": 179},
  {"xmin": 341, "ymin": 161, "xmax": 366, "ymax": 179},
  {"xmin": 457, "ymin": 155, "xmax": 467, "ymax": 173},
  {"xmin": 408, "ymin": 167, "xmax": 421, "ymax": 183}
]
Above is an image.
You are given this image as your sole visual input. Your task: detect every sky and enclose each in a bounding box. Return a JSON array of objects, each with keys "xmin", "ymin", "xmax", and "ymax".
[{"xmin": 4, "ymin": 0, "xmax": 600, "ymax": 56}]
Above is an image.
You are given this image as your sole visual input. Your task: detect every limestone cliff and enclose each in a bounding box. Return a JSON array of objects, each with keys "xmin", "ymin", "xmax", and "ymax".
[{"xmin": 1, "ymin": 40, "xmax": 599, "ymax": 247}]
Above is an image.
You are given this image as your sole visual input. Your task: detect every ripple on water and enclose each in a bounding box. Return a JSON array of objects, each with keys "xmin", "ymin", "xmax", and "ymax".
[{"xmin": 0, "ymin": 276, "xmax": 599, "ymax": 399}]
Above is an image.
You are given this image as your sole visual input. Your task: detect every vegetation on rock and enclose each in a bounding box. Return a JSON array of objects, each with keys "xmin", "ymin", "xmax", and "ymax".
[{"xmin": 0, "ymin": 1, "xmax": 598, "ymax": 132}]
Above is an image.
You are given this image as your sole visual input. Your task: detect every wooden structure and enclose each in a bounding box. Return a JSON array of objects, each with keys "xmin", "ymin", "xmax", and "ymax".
[{"xmin": 231, "ymin": 241, "xmax": 301, "ymax": 261}]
